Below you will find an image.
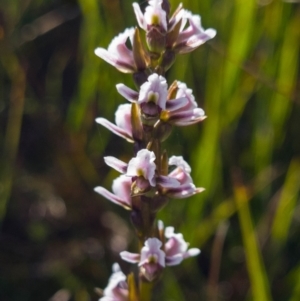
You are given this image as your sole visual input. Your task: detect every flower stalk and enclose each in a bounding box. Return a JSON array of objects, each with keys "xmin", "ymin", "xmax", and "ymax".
[{"xmin": 94, "ymin": 0, "xmax": 216, "ymax": 300}]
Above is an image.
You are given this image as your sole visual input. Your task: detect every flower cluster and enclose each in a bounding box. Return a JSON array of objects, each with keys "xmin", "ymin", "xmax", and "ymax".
[
  {"xmin": 95, "ymin": 153, "xmax": 204, "ymax": 210},
  {"xmin": 120, "ymin": 221, "xmax": 200, "ymax": 281},
  {"xmin": 100, "ymin": 222, "xmax": 200, "ymax": 300},
  {"xmin": 94, "ymin": 0, "xmax": 215, "ymax": 300},
  {"xmin": 95, "ymin": 1, "xmax": 216, "ymax": 74}
]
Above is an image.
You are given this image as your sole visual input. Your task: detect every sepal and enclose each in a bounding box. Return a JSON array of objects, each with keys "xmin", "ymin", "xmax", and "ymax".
[
  {"xmin": 131, "ymin": 102, "xmax": 143, "ymax": 141},
  {"xmin": 128, "ymin": 273, "xmax": 139, "ymax": 301},
  {"xmin": 133, "ymin": 28, "xmax": 150, "ymax": 71}
]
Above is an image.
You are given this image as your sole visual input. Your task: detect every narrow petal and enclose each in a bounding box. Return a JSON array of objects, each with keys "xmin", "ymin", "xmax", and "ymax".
[
  {"xmin": 96, "ymin": 117, "xmax": 133, "ymax": 142},
  {"xmin": 166, "ymin": 97, "xmax": 188, "ymax": 112},
  {"xmin": 116, "ymin": 84, "xmax": 139, "ymax": 102},
  {"xmin": 94, "ymin": 48, "xmax": 135, "ymax": 73},
  {"xmin": 94, "ymin": 186, "xmax": 131, "ymax": 209},
  {"xmin": 185, "ymin": 248, "xmax": 201, "ymax": 258},
  {"xmin": 104, "ymin": 156, "xmax": 127, "ymax": 174},
  {"xmin": 168, "ymin": 109, "xmax": 206, "ymax": 126},
  {"xmin": 171, "ymin": 115, "xmax": 207, "ymax": 126},
  {"xmin": 156, "ymin": 175, "xmax": 180, "ymax": 188},
  {"xmin": 178, "ymin": 29, "xmax": 217, "ymax": 54},
  {"xmin": 165, "ymin": 185, "xmax": 205, "ymax": 199},
  {"xmin": 120, "ymin": 251, "xmax": 141, "ymax": 263},
  {"xmin": 165, "ymin": 254, "xmax": 183, "ymax": 266},
  {"xmin": 132, "ymin": 3, "xmax": 146, "ymax": 30}
]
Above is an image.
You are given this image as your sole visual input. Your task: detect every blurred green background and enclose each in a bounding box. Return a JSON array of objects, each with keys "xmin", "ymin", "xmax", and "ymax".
[{"xmin": 0, "ymin": 0, "xmax": 300, "ymax": 300}]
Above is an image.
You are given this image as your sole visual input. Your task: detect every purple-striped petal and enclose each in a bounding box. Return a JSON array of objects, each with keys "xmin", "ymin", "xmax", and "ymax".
[
  {"xmin": 120, "ymin": 251, "xmax": 141, "ymax": 263},
  {"xmin": 165, "ymin": 254, "xmax": 183, "ymax": 266},
  {"xmin": 95, "ymin": 48, "xmax": 135, "ymax": 73},
  {"xmin": 165, "ymin": 184, "xmax": 205, "ymax": 198},
  {"xmin": 168, "ymin": 109, "xmax": 206, "ymax": 126},
  {"xmin": 104, "ymin": 156, "xmax": 128, "ymax": 174},
  {"xmin": 166, "ymin": 97, "xmax": 188, "ymax": 111},
  {"xmin": 156, "ymin": 175, "xmax": 180, "ymax": 188},
  {"xmin": 116, "ymin": 84, "xmax": 139, "ymax": 102},
  {"xmin": 175, "ymin": 12, "xmax": 216, "ymax": 54},
  {"xmin": 94, "ymin": 186, "xmax": 131, "ymax": 209},
  {"xmin": 96, "ymin": 117, "xmax": 133, "ymax": 142}
]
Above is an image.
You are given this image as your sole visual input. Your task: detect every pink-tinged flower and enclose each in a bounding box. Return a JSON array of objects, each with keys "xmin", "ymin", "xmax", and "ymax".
[
  {"xmin": 133, "ymin": 0, "xmax": 167, "ymax": 32},
  {"xmin": 120, "ymin": 238, "xmax": 165, "ymax": 281},
  {"xmin": 162, "ymin": 81, "xmax": 206, "ymax": 126},
  {"xmin": 138, "ymin": 73, "xmax": 168, "ymax": 110},
  {"xmin": 103, "ymin": 149, "xmax": 180, "ymax": 191},
  {"xmin": 164, "ymin": 226, "xmax": 200, "ymax": 266},
  {"xmin": 120, "ymin": 224, "xmax": 200, "ymax": 278},
  {"xmin": 96, "ymin": 104, "xmax": 133, "ymax": 142},
  {"xmin": 127, "ymin": 149, "xmax": 180, "ymax": 191},
  {"xmin": 117, "ymin": 74, "xmax": 187, "ymax": 117},
  {"xmin": 94, "ymin": 175, "xmax": 132, "ymax": 210},
  {"xmin": 117, "ymin": 73, "xmax": 168, "ymax": 111},
  {"xmin": 164, "ymin": 156, "xmax": 205, "ymax": 198},
  {"xmin": 95, "ymin": 28, "xmax": 136, "ymax": 73},
  {"xmin": 100, "ymin": 263, "xmax": 128, "ymax": 301},
  {"xmin": 127, "ymin": 149, "xmax": 156, "ymax": 186},
  {"xmin": 133, "ymin": 0, "xmax": 168, "ymax": 52},
  {"xmin": 174, "ymin": 11, "xmax": 216, "ymax": 54}
]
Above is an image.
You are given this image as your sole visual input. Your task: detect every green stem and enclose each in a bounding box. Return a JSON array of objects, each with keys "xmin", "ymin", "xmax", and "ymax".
[{"xmin": 139, "ymin": 280, "xmax": 153, "ymax": 301}]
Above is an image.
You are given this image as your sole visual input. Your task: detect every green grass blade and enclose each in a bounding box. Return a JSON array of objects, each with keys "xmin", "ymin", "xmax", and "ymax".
[
  {"xmin": 272, "ymin": 158, "xmax": 300, "ymax": 243},
  {"xmin": 233, "ymin": 179, "xmax": 272, "ymax": 301}
]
